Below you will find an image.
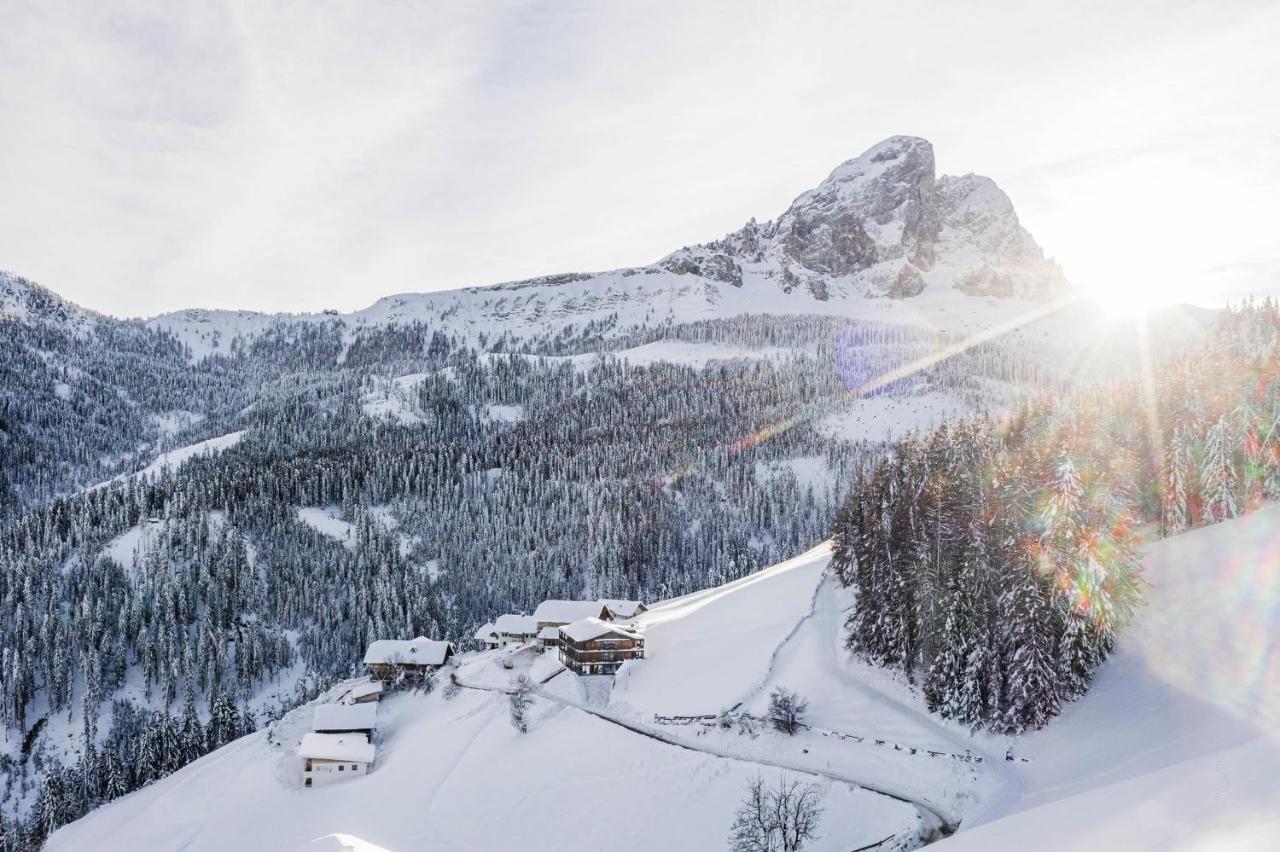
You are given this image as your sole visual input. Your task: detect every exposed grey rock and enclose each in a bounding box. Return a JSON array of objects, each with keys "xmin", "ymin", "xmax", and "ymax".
[
  {"xmin": 888, "ymin": 264, "xmax": 926, "ymax": 298},
  {"xmin": 665, "ymin": 134, "xmax": 1068, "ymax": 303},
  {"xmin": 661, "ymin": 249, "xmax": 744, "ymax": 287}
]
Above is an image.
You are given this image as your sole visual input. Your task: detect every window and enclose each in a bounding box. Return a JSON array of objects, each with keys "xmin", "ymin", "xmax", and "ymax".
[
  {"xmin": 305, "ymin": 778, "xmax": 312, "ymax": 787},
  {"xmin": 339, "ymin": 765, "xmax": 345, "ymax": 771},
  {"xmin": 351, "ymin": 764, "xmax": 358, "ymax": 770}
]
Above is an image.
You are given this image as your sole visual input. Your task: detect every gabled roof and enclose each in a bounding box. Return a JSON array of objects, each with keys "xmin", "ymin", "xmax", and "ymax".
[
  {"xmin": 599, "ymin": 599, "xmax": 647, "ymax": 618},
  {"xmin": 473, "ymin": 622, "xmax": 498, "ymax": 641},
  {"xmin": 560, "ymin": 617, "xmax": 643, "ymax": 644},
  {"xmin": 299, "ymin": 732, "xmax": 375, "ymax": 764},
  {"xmin": 532, "ymin": 600, "xmax": 612, "ymax": 624},
  {"xmin": 493, "ymin": 613, "xmax": 537, "ymax": 635},
  {"xmin": 362, "ymin": 637, "xmax": 454, "ymax": 666},
  {"xmin": 313, "ymin": 702, "xmax": 377, "ymax": 732},
  {"xmin": 537, "ymin": 625, "xmax": 559, "ymax": 640},
  {"xmin": 349, "ymin": 681, "xmax": 383, "ymax": 700}
]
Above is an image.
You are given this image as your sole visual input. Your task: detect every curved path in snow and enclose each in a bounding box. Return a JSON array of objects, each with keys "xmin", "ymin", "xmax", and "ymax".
[{"xmin": 457, "ymin": 664, "xmax": 957, "ymax": 840}]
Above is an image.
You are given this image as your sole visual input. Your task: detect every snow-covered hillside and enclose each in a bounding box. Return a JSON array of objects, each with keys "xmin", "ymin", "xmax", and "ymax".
[
  {"xmin": 45, "ymin": 503, "xmax": 1280, "ymax": 851},
  {"xmin": 146, "ymin": 136, "xmax": 1071, "ymax": 360},
  {"xmin": 935, "ymin": 504, "xmax": 1280, "ymax": 851},
  {"xmin": 45, "ymin": 545, "xmax": 943, "ymax": 852}
]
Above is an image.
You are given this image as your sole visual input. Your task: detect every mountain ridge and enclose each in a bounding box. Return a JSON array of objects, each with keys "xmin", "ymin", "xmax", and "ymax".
[
  {"xmin": 126, "ymin": 135, "xmax": 1070, "ymax": 360},
  {"xmin": 5, "ymin": 136, "xmax": 1067, "ymax": 355}
]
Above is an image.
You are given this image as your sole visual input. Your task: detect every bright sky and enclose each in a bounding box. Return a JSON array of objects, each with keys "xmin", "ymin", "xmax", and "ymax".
[{"xmin": 1, "ymin": 0, "xmax": 1277, "ymax": 318}]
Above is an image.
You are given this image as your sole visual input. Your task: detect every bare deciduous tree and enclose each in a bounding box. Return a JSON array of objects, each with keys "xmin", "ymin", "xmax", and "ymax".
[{"xmin": 728, "ymin": 773, "xmax": 823, "ymax": 852}]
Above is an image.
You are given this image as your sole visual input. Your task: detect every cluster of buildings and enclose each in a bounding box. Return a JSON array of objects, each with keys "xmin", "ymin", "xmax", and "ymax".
[
  {"xmin": 475, "ymin": 598, "xmax": 648, "ymax": 676},
  {"xmin": 300, "ymin": 598, "xmax": 649, "ymax": 787}
]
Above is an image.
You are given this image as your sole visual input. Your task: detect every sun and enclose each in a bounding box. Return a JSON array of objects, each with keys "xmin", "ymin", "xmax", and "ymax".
[
  {"xmin": 1084, "ymin": 284, "xmax": 1160, "ymax": 318},
  {"xmin": 1077, "ymin": 275, "xmax": 1195, "ymax": 319}
]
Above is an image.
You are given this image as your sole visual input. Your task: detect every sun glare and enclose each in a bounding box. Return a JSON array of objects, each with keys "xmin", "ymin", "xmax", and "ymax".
[{"xmin": 1079, "ymin": 277, "xmax": 1191, "ymax": 318}]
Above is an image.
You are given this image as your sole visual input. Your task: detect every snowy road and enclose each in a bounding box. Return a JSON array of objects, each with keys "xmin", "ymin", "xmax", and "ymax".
[{"xmin": 457, "ymin": 657, "xmax": 956, "ymax": 841}]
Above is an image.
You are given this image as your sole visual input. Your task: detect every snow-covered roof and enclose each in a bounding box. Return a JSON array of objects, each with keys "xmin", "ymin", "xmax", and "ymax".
[
  {"xmin": 298, "ymin": 733, "xmax": 376, "ymax": 764},
  {"xmin": 313, "ymin": 702, "xmax": 377, "ymax": 732},
  {"xmin": 473, "ymin": 622, "xmax": 498, "ymax": 641},
  {"xmin": 560, "ymin": 617, "xmax": 642, "ymax": 644},
  {"xmin": 532, "ymin": 600, "xmax": 611, "ymax": 624},
  {"xmin": 494, "ymin": 613, "xmax": 537, "ymax": 635},
  {"xmin": 362, "ymin": 637, "xmax": 454, "ymax": 666},
  {"xmin": 349, "ymin": 681, "xmax": 383, "ymax": 700},
  {"xmin": 537, "ymin": 625, "xmax": 559, "ymax": 640},
  {"xmin": 599, "ymin": 599, "xmax": 646, "ymax": 618}
]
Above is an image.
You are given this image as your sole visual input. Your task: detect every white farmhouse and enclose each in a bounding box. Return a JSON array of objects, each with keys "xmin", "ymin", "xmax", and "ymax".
[
  {"xmin": 491, "ymin": 614, "xmax": 538, "ymax": 647},
  {"xmin": 299, "ymin": 733, "xmax": 375, "ymax": 788}
]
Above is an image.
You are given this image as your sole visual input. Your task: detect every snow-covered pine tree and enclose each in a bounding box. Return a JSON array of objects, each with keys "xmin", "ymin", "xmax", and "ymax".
[
  {"xmin": 1163, "ymin": 427, "xmax": 1191, "ymax": 535},
  {"xmin": 1200, "ymin": 415, "xmax": 1239, "ymax": 523},
  {"xmin": 997, "ymin": 567, "xmax": 1060, "ymax": 734}
]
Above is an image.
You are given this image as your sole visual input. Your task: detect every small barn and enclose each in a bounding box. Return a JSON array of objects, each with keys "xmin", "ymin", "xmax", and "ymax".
[
  {"xmin": 348, "ymin": 681, "xmax": 383, "ymax": 704},
  {"xmin": 363, "ymin": 637, "xmax": 455, "ymax": 682},
  {"xmin": 312, "ymin": 703, "xmax": 377, "ymax": 741},
  {"xmin": 558, "ymin": 617, "xmax": 645, "ymax": 676},
  {"xmin": 473, "ymin": 622, "xmax": 500, "ymax": 650},
  {"xmin": 299, "ymin": 733, "xmax": 375, "ymax": 788}
]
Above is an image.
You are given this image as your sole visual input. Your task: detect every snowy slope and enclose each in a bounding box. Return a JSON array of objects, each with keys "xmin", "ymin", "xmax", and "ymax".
[
  {"xmin": 937, "ymin": 505, "xmax": 1280, "ymax": 850},
  {"xmin": 45, "ymin": 547, "xmax": 931, "ymax": 852},
  {"xmin": 48, "ymin": 498, "xmax": 1280, "ymax": 851},
  {"xmin": 86, "ymin": 430, "xmax": 246, "ymax": 491}
]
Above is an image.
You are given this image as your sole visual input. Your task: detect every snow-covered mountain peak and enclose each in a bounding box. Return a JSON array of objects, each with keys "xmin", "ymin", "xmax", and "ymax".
[
  {"xmin": 669, "ymin": 135, "xmax": 1065, "ymax": 301},
  {"xmin": 796, "ymin": 134, "xmax": 936, "ymax": 210}
]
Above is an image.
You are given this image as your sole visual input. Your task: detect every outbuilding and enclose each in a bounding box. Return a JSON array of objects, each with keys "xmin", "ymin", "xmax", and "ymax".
[
  {"xmin": 312, "ymin": 702, "xmax": 377, "ymax": 741},
  {"xmin": 348, "ymin": 681, "xmax": 384, "ymax": 704}
]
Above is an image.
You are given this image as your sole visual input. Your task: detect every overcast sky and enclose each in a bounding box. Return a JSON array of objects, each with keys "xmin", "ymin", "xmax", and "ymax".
[{"xmin": 2, "ymin": 0, "xmax": 1277, "ymax": 318}]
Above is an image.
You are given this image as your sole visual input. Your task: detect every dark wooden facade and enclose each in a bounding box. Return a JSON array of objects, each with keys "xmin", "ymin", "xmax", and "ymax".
[{"xmin": 558, "ymin": 630, "xmax": 645, "ymax": 675}]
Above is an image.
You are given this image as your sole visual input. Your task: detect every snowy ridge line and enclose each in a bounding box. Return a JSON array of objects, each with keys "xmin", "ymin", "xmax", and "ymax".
[
  {"xmin": 649, "ymin": 714, "xmax": 988, "ymax": 764},
  {"xmin": 455, "ymin": 669, "xmax": 956, "ymax": 835}
]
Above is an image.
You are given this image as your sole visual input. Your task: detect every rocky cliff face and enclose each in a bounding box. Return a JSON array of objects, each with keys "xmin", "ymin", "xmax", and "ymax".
[{"xmin": 666, "ymin": 135, "xmax": 1067, "ymax": 301}]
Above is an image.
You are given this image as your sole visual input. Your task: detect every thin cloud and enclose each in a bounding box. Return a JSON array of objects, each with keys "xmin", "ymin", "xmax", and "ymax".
[{"xmin": 0, "ymin": 0, "xmax": 1277, "ymax": 317}]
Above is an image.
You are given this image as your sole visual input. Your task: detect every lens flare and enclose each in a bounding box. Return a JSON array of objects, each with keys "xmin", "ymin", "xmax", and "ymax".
[{"xmin": 654, "ymin": 292, "xmax": 1083, "ymax": 491}]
